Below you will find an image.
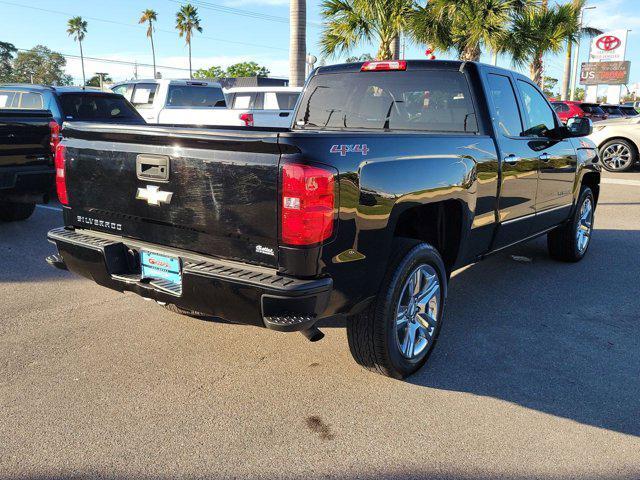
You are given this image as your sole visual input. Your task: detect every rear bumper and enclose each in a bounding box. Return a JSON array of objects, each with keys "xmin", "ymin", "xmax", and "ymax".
[
  {"xmin": 47, "ymin": 227, "xmax": 332, "ymax": 332},
  {"xmin": 0, "ymin": 166, "xmax": 54, "ymax": 202}
]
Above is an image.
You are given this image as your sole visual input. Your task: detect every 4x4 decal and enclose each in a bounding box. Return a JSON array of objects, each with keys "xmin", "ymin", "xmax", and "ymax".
[{"xmin": 330, "ymin": 144, "xmax": 369, "ymax": 156}]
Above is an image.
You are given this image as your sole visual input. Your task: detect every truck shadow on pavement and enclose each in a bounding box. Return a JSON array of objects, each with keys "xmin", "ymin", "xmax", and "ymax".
[{"xmin": 409, "ymin": 228, "xmax": 640, "ymax": 438}]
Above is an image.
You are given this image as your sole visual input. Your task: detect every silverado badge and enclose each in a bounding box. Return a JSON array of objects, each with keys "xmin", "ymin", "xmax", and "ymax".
[{"xmin": 136, "ymin": 185, "xmax": 173, "ymax": 206}]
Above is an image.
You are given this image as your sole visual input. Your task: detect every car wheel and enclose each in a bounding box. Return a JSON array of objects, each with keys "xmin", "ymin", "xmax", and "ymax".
[
  {"xmin": 600, "ymin": 139, "xmax": 637, "ymax": 172},
  {"xmin": 346, "ymin": 240, "xmax": 447, "ymax": 379},
  {"xmin": 0, "ymin": 201, "xmax": 36, "ymax": 222},
  {"xmin": 547, "ymin": 187, "xmax": 595, "ymax": 262}
]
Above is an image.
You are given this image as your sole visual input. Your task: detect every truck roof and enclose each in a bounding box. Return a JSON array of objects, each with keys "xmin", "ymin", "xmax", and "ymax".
[
  {"xmin": 0, "ymin": 84, "xmax": 106, "ymax": 93},
  {"xmin": 112, "ymin": 79, "xmax": 223, "ymax": 88}
]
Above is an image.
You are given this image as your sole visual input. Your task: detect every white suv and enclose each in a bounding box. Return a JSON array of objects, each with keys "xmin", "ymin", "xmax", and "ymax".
[{"xmin": 111, "ymin": 79, "xmax": 233, "ymax": 125}]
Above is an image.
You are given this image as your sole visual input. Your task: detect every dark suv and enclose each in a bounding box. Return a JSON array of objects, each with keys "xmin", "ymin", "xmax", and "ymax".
[{"xmin": 0, "ymin": 84, "xmax": 145, "ymax": 126}]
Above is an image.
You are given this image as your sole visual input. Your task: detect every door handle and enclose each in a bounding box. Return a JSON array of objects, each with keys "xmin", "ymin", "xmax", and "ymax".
[
  {"xmin": 503, "ymin": 154, "xmax": 520, "ymax": 165},
  {"xmin": 539, "ymin": 153, "xmax": 551, "ymax": 162}
]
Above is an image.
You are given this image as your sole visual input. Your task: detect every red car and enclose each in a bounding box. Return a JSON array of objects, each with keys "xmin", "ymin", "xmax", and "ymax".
[{"xmin": 551, "ymin": 101, "xmax": 608, "ymax": 123}]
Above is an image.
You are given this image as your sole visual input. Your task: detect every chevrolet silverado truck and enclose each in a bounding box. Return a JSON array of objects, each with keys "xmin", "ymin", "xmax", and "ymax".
[
  {"xmin": 47, "ymin": 61, "xmax": 601, "ymax": 378},
  {"xmin": 0, "ymin": 109, "xmax": 57, "ymax": 221}
]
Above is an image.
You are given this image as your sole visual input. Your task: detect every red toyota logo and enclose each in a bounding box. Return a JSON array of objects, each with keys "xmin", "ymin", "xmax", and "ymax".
[{"xmin": 596, "ymin": 35, "xmax": 621, "ymax": 51}]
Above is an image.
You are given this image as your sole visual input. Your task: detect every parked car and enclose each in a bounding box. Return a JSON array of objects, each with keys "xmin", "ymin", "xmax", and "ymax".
[
  {"xmin": 618, "ymin": 105, "xmax": 639, "ymax": 117},
  {"xmin": 551, "ymin": 101, "xmax": 608, "ymax": 123},
  {"xmin": 224, "ymin": 87, "xmax": 302, "ymax": 128},
  {"xmin": 111, "ymin": 78, "xmax": 232, "ymax": 125},
  {"xmin": 600, "ymin": 104, "xmax": 625, "ymax": 118},
  {"xmin": 0, "ymin": 85, "xmax": 145, "ymax": 126},
  {"xmin": 588, "ymin": 116, "xmax": 640, "ymax": 172},
  {"xmin": 47, "ymin": 60, "xmax": 600, "ymax": 379},
  {"xmin": 0, "ymin": 109, "xmax": 56, "ymax": 221}
]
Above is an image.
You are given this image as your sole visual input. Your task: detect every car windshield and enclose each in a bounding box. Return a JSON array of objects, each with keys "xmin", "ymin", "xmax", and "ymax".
[
  {"xmin": 603, "ymin": 106, "xmax": 623, "ymax": 115},
  {"xmin": 59, "ymin": 93, "xmax": 143, "ymax": 122},
  {"xmin": 294, "ymin": 70, "xmax": 478, "ymax": 133},
  {"xmin": 620, "ymin": 106, "xmax": 639, "ymax": 116}
]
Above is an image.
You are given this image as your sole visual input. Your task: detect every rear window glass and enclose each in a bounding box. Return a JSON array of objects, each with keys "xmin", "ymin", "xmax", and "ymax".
[
  {"xmin": 20, "ymin": 92, "xmax": 44, "ymax": 109},
  {"xmin": 294, "ymin": 70, "xmax": 478, "ymax": 133},
  {"xmin": 131, "ymin": 83, "xmax": 158, "ymax": 107},
  {"xmin": 167, "ymin": 85, "xmax": 226, "ymax": 108},
  {"xmin": 275, "ymin": 92, "xmax": 299, "ymax": 110},
  {"xmin": 59, "ymin": 93, "xmax": 143, "ymax": 122},
  {"xmin": 580, "ymin": 104, "xmax": 605, "ymax": 115}
]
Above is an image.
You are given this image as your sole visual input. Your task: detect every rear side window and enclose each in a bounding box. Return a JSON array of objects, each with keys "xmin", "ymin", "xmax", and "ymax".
[
  {"xmin": 59, "ymin": 93, "xmax": 143, "ymax": 122},
  {"xmin": 0, "ymin": 91, "xmax": 16, "ymax": 108},
  {"xmin": 231, "ymin": 93, "xmax": 256, "ymax": 109},
  {"xmin": 517, "ymin": 80, "xmax": 556, "ymax": 137},
  {"xmin": 580, "ymin": 104, "xmax": 605, "ymax": 115},
  {"xmin": 295, "ymin": 70, "xmax": 478, "ymax": 133},
  {"xmin": 131, "ymin": 83, "xmax": 158, "ymax": 107},
  {"xmin": 486, "ymin": 74, "xmax": 523, "ymax": 137},
  {"xmin": 167, "ymin": 85, "xmax": 226, "ymax": 108}
]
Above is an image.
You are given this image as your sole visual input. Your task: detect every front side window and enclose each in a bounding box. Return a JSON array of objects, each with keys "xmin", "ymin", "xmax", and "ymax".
[
  {"xmin": 486, "ymin": 74, "xmax": 523, "ymax": 137},
  {"xmin": 131, "ymin": 83, "xmax": 158, "ymax": 107},
  {"xmin": 295, "ymin": 70, "xmax": 478, "ymax": 133},
  {"xmin": 167, "ymin": 85, "xmax": 226, "ymax": 108},
  {"xmin": 517, "ymin": 80, "xmax": 556, "ymax": 137}
]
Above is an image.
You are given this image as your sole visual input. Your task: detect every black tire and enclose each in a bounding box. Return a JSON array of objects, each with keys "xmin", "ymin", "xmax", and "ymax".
[
  {"xmin": 599, "ymin": 139, "xmax": 637, "ymax": 172},
  {"xmin": 0, "ymin": 201, "xmax": 36, "ymax": 222},
  {"xmin": 346, "ymin": 241, "xmax": 447, "ymax": 379},
  {"xmin": 547, "ymin": 187, "xmax": 595, "ymax": 262}
]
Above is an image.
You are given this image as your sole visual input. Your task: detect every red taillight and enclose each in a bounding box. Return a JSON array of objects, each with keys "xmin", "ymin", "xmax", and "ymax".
[
  {"xmin": 240, "ymin": 113, "xmax": 254, "ymax": 126},
  {"xmin": 54, "ymin": 144, "xmax": 68, "ymax": 205},
  {"xmin": 361, "ymin": 60, "xmax": 407, "ymax": 71},
  {"xmin": 281, "ymin": 163, "xmax": 336, "ymax": 246},
  {"xmin": 49, "ymin": 120, "xmax": 60, "ymax": 153}
]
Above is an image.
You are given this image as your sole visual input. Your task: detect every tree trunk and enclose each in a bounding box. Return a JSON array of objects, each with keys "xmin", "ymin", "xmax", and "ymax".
[
  {"xmin": 188, "ymin": 41, "xmax": 192, "ymax": 79},
  {"xmin": 150, "ymin": 29, "xmax": 157, "ymax": 79},
  {"xmin": 561, "ymin": 39, "xmax": 572, "ymax": 100},
  {"xmin": 460, "ymin": 44, "xmax": 481, "ymax": 62},
  {"xmin": 391, "ymin": 36, "xmax": 401, "ymax": 60},
  {"xmin": 79, "ymin": 40, "xmax": 86, "ymax": 86},
  {"xmin": 376, "ymin": 41, "xmax": 392, "ymax": 60},
  {"xmin": 289, "ymin": 0, "xmax": 306, "ymax": 87},
  {"xmin": 530, "ymin": 54, "xmax": 543, "ymax": 87}
]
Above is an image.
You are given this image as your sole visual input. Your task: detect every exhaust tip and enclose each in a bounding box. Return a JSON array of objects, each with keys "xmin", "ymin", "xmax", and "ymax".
[{"xmin": 300, "ymin": 326, "xmax": 324, "ymax": 342}]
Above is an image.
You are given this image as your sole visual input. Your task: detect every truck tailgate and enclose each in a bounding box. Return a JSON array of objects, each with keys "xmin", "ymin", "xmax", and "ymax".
[{"xmin": 62, "ymin": 123, "xmax": 285, "ymax": 267}]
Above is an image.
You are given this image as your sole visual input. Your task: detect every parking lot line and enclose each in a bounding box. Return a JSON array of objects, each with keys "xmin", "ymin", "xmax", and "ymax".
[{"xmin": 602, "ymin": 178, "xmax": 640, "ymax": 187}]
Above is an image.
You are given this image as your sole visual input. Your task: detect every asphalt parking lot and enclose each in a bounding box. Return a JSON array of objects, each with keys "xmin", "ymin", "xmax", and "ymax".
[{"xmin": 1, "ymin": 171, "xmax": 639, "ymax": 479}]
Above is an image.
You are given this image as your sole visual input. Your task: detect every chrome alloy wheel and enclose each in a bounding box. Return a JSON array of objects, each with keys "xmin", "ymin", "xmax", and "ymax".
[
  {"xmin": 395, "ymin": 265, "xmax": 441, "ymax": 359},
  {"xmin": 576, "ymin": 197, "xmax": 593, "ymax": 254},
  {"xmin": 601, "ymin": 143, "xmax": 633, "ymax": 171}
]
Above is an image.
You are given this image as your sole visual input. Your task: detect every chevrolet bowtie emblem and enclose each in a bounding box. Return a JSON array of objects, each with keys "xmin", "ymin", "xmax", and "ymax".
[{"xmin": 136, "ymin": 185, "xmax": 173, "ymax": 206}]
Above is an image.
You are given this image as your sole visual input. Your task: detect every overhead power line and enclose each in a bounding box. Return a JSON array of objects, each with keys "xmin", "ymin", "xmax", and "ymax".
[{"xmin": 0, "ymin": 0, "xmax": 288, "ymax": 52}]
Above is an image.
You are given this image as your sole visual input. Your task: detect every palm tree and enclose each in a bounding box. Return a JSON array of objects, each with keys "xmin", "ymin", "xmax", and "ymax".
[
  {"xmin": 503, "ymin": 1, "xmax": 598, "ymax": 87},
  {"xmin": 139, "ymin": 9, "xmax": 158, "ymax": 79},
  {"xmin": 176, "ymin": 3, "xmax": 203, "ymax": 79},
  {"xmin": 411, "ymin": 0, "xmax": 517, "ymax": 62},
  {"xmin": 67, "ymin": 16, "xmax": 88, "ymax": 86},
  {"xmin": 319, "ymin": 0, "xmax": 415, "ymax": 61},
  {"xmin": 290, "ymin": 0, "xmax": 306, "ymax": 87}
]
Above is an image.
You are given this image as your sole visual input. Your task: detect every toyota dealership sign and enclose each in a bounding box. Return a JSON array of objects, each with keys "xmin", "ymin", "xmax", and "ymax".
[{"xmin": 589, "ymin": 29, "xmax": 628, "ymax": 62}]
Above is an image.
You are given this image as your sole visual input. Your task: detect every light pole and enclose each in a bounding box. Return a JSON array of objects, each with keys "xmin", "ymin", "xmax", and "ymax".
[
  {"xmin": 569, "ymin": 5, "xmax": 596, "ymax": 101},
  {"xmin": 95, "ymin": 72, "xmax": 108, "ymax": 91}
]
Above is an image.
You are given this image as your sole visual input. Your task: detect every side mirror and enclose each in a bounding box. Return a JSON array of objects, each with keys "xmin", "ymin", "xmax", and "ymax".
[{"xmin": 566, "ymin": 117, "xmax": 593, "ymax": 137}]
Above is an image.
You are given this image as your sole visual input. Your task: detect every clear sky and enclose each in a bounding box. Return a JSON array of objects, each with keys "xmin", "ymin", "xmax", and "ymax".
[{"xmin": 0, "ymin": 0, "xmax": 638, "ymax": 94}]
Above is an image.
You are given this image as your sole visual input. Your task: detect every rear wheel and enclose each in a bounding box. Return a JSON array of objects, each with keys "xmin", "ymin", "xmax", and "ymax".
[
  {"xmin": 600, "ymin": 139, "xmax": 637, "ymax": 172},
  {"xmin": 0, "ymin": 201, "xmax": 36, "ymax": 222},
  {"xmin": 346, "ymin": 241, "xmax": 447, "ymax": 379},
  {"xmin": 547, "ymin": 187, "xmax": 595, "ymax": 262}
]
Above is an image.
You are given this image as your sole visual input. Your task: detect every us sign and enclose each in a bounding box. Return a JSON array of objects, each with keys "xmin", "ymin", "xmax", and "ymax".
[
  {"xmin": 580, "ymin": 61, "xmax": 631, "ymax": 86},
  {"xmin": 589, "ymin": 30, "xmax": 628, "ymax": 62}
]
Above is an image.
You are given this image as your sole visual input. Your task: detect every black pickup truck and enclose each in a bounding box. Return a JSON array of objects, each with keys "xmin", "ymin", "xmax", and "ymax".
[
  {"xmin": 47, "ymin": 61, "xmax": 600, "ymax": 378},
  {"xmin": 0, "ymin": 109, "xmax": 56, "ymax": 221}
]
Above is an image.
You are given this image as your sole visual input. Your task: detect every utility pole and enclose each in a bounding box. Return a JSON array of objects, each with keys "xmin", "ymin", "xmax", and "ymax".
[
  {"xmin": 95, "ymin": 72, "xmax": 108, "ymax": 91},
  {"xmin": 569, "ymin": 5, "xmax": 596, "ymax": 101}
]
